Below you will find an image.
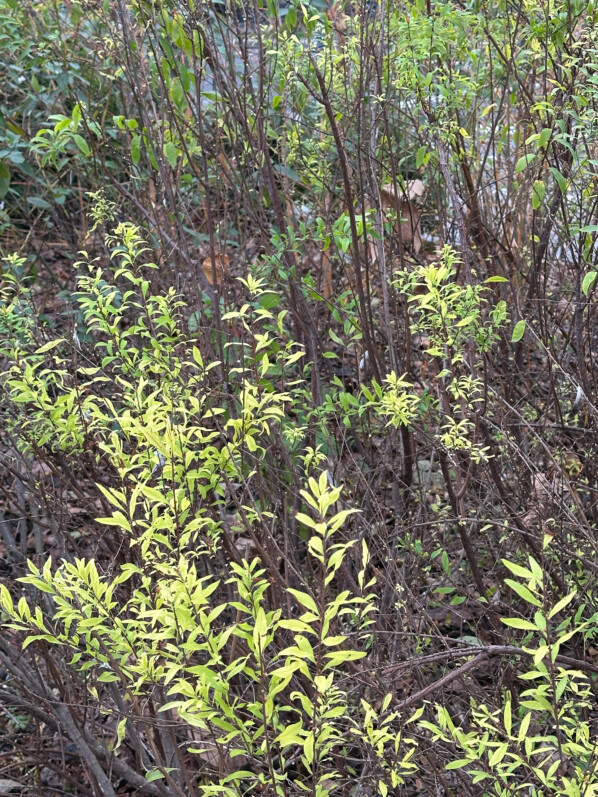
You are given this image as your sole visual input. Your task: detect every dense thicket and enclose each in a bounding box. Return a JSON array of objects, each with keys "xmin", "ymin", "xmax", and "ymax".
[{"xmin": 1, "ymin": 0, "xmax": 598, "ymax": 794}]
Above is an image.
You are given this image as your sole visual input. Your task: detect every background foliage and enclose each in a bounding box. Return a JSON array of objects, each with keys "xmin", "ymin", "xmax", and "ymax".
[{"xmin": 2, "ymin": 0, "xmax": 598, "ymax": 794}]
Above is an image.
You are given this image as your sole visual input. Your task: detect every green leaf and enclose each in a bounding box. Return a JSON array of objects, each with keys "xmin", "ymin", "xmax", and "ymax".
[
  {"xmin": 446, "ymin": 759, "xmax": 473, "ymax": 770},
  {"xmin": 0, "ymin": 585, "xmax": 13, "ymax": 614},
  {"xmin": 485, "ymin": 276, "xmax": 508, "ymax": 283},
  {"xmin": 140, "ymin": 485, "xmax": 167, "ymax": 504},
  {"xmin": 285, "ymin": 5, "xmax": 297, "ymax": 27},
  {"xmin": 23, "ymin": 634, "xmax": 57, "ymax": 648},
  {"xmin": 504, "ymin": 578, "xmax": 541, "ymax": 607},
  {"xmin": 582, "ymin": 271, "xmax": 597, "ymax": 295},
  {"xmin": 504, "ymin": 699, "xmax": 511, "ymax": 736},
  {"xmin": 547, "ymin": 590, "xmax": 577, "ymax": 619},
  {"xmin": 532, "ymin": 180, "xmax": 545, "ymax": 210},
  {"xmin": 502, "ymin": 560, "xmax": 534, "ymax": 580},
  {"xmin": 21, "ymin": 577, "xmax": 54, "ymax": 594},
  {"xmin": 36, "ymin": 339, "xmax": 63, "ymax": 353},
  {"xmin": 518, "ymin": 711, "xmax": 532, "ymax": 742},
  {"xmin": 272, "ymin": 163, "xmax": 302, "ymax": 183},
  {"xmin": 275, "ymin": 721, "xmax": 304, "ymax": 747},
  {"xmin": 27, "ymin": 196, "xmax": 51, "ymax": 209},
  {"xmin": 169, "ymin": 78, "xmax": 185, "ymax": 108},
  {"xmin": 549, "ymin": 166, "xmax": 567, "ymax": 194},
  {"xmin": 581, "ymin": 271, "xmax": 598, "ymax": 296},
  {"xmin": 515, "ymin": 153, "xmax": 535, "ymax": 174},
  {"xmin": 148, "ymin": 146, "xmax": 159, "ymax": 171},
  {"xmin": 0, "ymin": 161, "xmax": 10, "ymax": 198},
  {"xmin": 489, "ymin": 742, "xmax": 508, "ymax": 767},
  {"xmin": 279, "ymin": 619, "xmax": 315, "ymax": 633},
  {"xmin": 538, "ymin": 128, "xmax": 552, "ymax": 148},
  {"xmin": 441, "ymin": 550, "xmax": 450, "ymax": 575},
  {"xmin": 303, "ymin": 731, "xmax": 314, "ymax": 764},
  {"xmin": 115, "ymin": 717, "xmax": 127, "ymax": 751},
  {"xmin": 287, "ymin": 588, "xmax": 319, "ymax": 614},
  {"xmin": 73, "ymin": 134, "xmax": 90, "ymax": 156},
  {"xmin": 97, "ymin": 670, "xmax": 119, "ymax": 682},
  {"xmin": 164, "ymin": 141, "xmax": 178, "ymax": 169},
  {"xmin": 511, "ymin": 320, "xmax": 526, "ymax": 342},
  {"xmin": 296, "ymin": 512, "xmax": 317, "ymax": 530},
  {"xmin": 323, "ymin": 650, "xmax": 366, "ymax": 666},
  {"xmin": 96, "ymin": 512, "xmax": 132, "ymax": 532},
  {"xmin": 145, "ymin": 770, "xmax": 165, "ymax": 782},
  {"xmin": 501, "ymin": 617, "xmax": 539, "ymax": 631},
  {"xmin": 322, "ymin": 635, "xmax": 346, "ymax": 646},
  {"xmin": 131, "ymin": 135, "xmax": 141, "ymax": 165}
]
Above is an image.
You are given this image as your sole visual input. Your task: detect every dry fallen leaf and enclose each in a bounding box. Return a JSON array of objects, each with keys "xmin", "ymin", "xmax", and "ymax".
[
  {"xmin": 148, "ymin": 178, "xmax": 157, "ymax": 207},
  {"xmin": 379, "ymin": 178, "xmax": 426, "ymax": 253},
  {"xmin": 201, "ymin": 253, "xmax": 230, "ymax": 287},
  {"xmin": 0, "ymin": 780, "xmax": 23, "ymax": 795}
]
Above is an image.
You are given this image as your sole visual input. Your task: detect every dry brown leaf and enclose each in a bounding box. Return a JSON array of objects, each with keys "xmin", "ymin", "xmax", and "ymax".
[
  {"xmin": 562, "ymin": 450, "xmax": 583, "ymax": 476},
  {"xmin": 532, "ymin": 472, "xmax": 553, "ymax": 504},
  {"xmin": 201, "ymin": 253, "xmax": 230, "ymax": 287},
  {"xmin": 148, "ymin": 178, "xmax": 156, "ymax": 207},
  {"xmin": 379, "ymin": 178, "xmax": 426, "ymax": 253},
  {"xmin": 184, "ymin": 724, "xmax": 249, "ymax": 773},
  {"xmin": 327, "ymin": 3, "xmax": 348, "ymax": 34},
  {"xmin": 234, "ymin": 537, "xmax": 257, "ymax": 558}
]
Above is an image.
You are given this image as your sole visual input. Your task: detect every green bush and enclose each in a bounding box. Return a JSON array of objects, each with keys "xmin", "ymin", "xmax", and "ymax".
[{"xmin": 3, "ymin": 0, "xmax": 598, "ymax": 793}]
